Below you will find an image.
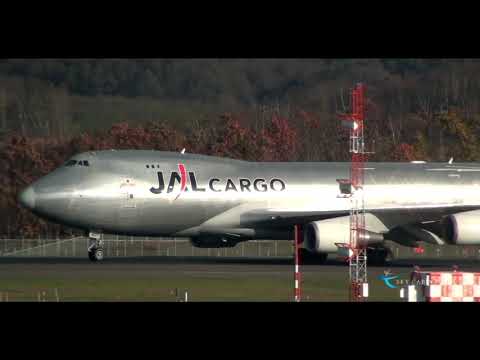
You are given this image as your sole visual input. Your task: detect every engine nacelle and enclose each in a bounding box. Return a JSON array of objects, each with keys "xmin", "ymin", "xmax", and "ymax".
[
  {"xmin": 443, "ymin": 210, "xmax": 480, "ymax": 245},
  {"xmin": 304, "ymin": 215, "xmax": 384, "ymax": 254},
  {"xmin": 190, "ymin": 235, "xmax": 240, "ymax": 248}
]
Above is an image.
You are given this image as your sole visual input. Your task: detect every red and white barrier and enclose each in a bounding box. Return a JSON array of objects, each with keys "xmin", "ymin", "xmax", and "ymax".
[
  {"xmin": 423, "ymin": 272, "xmax": 479, "ymax": 302},
  {"xmin": 401, "ymin": 270, "xmax": 480, "ymax": 302}
]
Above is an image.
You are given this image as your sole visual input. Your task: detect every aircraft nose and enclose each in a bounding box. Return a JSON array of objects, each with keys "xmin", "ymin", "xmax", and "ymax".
[{"xmin": 18, "ymin": 186, "xmax": 36, "ymax": 210}]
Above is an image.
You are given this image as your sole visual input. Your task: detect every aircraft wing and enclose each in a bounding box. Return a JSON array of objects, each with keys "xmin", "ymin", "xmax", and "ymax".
[
  {"xmin": 179, "ymin": 203, "xmax": 480, "ymax": 245},
  {"xmin": 238, "ymin": 204, "xmax": 480, "ymax": 230},
  {"xmin": 239, "ymin": 208, "xmax": 349, "ymax": 228}
]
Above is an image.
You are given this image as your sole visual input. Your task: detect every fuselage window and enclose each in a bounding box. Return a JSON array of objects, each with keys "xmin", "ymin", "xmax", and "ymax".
[{"xmin": 146, "ymin": 165, "xmax": 150, "ymax": 168}]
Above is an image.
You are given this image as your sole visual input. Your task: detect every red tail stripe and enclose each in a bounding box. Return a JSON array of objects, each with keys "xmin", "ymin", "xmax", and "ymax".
[{"xmin": 178, "ymin": 164, "xmax": 187, "ymax": 192}]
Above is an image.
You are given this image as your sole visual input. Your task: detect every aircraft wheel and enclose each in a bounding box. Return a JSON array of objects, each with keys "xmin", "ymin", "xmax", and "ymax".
[
  {"xmin": 368, "ymin": 247, "xmax": 393, "ymax": 266},
  {"xmin": 88, "ymin": 248, "xmax": 104, "ymax": 262},
  {"xmin": 384, "ymin": 248, "xmax": 394, "ymax": 265},
  {"xmin": 316, "ymin": 252, "xmax": 328, "ymax": 264},
  {"xmin": 94, "ymin": 248, "xmax": 104, "ymax": 261},
  {"xmin": 299, "ymin": 249, "xmax": 328, "ymax": 264}
]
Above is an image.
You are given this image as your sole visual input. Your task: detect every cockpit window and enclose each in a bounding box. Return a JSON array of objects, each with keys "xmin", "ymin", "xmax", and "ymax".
[
  {"xmin": 64, "ymin": 160, "xmax": 90, "ymax": 167},
  {"xmin": 65, "ymin": 160, "xmax": 77, "ymax": 167}
]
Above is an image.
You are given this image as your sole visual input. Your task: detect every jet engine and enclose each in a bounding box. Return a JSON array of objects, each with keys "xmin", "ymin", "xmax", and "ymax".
[
  {"xmin": 442, "ymin": 210, "xmax": 480, "ymax": 245},
  {"xmin": 190, "ymin": 235, "xmax": 240, "ymax": 248},
  {"xmin": 304, "ymin": 215, "xmax": 384, "ymax": 254}
]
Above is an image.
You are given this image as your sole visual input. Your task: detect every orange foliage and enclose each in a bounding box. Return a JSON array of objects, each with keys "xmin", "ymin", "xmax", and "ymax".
[{"xmin": 392, "ymin": 143, "xmax": 417, "ymax": 161}]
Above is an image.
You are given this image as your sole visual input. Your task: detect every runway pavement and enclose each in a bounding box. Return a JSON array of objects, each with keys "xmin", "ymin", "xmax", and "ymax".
[
  {"xmin": 1, "ymin": 255, "xmax": 479, "ymax": 274},
  {"xmin": 0, "ymin": 256, "xmax": 478, "ymax": 301}
]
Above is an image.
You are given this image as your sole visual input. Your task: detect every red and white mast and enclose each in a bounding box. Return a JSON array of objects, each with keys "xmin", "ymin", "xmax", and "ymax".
[
  {"xmin": 339, "ymin": 83, "xmax": 369, "ymax": 301},
  {"xmin": 294, "ymin": 224, "xmax": 301, "ymax": 302}
]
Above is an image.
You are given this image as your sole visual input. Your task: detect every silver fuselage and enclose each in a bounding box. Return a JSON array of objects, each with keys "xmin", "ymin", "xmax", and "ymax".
[{"xmin": 18, "ymin": 150, "xmax": 480, "ymax": 239}]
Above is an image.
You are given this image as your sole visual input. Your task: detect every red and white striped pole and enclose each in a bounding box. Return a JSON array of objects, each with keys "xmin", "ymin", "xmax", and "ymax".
[{"xmin": 294, "ymin": 224, "xmax": 301, "ymax": 302}]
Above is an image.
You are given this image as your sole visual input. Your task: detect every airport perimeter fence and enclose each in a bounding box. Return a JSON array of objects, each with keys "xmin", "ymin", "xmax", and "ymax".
[
  {"xmin": 1, "ymin": 236, "xmax": 480, "ymax": 260},
  {"xmin": 0, "ymin": 236, "xmax": 293, "ymax": 258}
]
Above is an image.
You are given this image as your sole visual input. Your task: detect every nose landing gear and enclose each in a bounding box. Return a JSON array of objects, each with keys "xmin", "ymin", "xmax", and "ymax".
[
  {"xmin": 87, "ymin": 232, "xmax": 104, "ymax": 262},
  {"xmin": 88, "ymin": 247, "xmax": 104, "ymax": 262}
]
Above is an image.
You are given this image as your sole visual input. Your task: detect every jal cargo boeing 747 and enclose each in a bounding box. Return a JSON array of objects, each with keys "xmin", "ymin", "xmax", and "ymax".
[{"xmin": 17, "ymin": 150, "xmax": 480, "ymax": 262}]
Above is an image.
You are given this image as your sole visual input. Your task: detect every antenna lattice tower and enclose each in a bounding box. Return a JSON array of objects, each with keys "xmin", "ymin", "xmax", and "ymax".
[{"xmin": 339, "ymin": 83, "xmax": 368, "ymax": 301}]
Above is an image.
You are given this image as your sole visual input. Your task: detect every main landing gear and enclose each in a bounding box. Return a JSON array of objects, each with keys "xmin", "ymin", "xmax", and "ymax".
[
  {"xmin": 367, "ymin": 247, "xmax": 394, "ymax": 266},
  {"xmin": 88, "ymin": 232, "xmax": 104, "ymax": 262},
  {"xmin": 299, "ymin": 248, "xmax": 328, "ymax": 264}
]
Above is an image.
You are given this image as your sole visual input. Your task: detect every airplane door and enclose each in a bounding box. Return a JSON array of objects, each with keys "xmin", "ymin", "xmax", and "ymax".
[
  {"xmin": 120, "ymin": 177, "xmax": 137, "ymax": 208},
  {"xmin": 118, "ymin": 177, "xmax": 139, "ymax": 226}
]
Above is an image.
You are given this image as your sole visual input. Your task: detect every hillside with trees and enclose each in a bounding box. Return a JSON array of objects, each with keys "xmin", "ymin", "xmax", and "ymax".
[{"xmin": 1, "ymin": 58, "xmax": 480, "ymax": 237}]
